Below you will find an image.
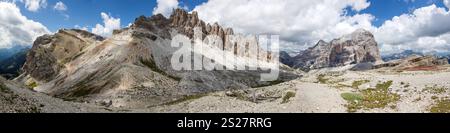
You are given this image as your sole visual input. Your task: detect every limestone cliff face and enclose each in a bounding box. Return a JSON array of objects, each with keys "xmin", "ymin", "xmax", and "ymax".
[
  {"xmin": 291, "ymin": 29, "xmax": 383, "ymax": 71},
  {"xmin": 19, "ymin": 9, "xmax": 297, "ymax": 108},
  {"xmin": 23, "ymin": 29, "xmax": 104, "ymax": 82}
]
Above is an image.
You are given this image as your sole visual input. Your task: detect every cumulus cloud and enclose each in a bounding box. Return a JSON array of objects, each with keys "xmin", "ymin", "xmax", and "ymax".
[
  {"xmin": 53, "ymin": 1, "xmax": 66, "ymax": 11},
  {"xmin": 153, "ymin": 0, "xmax": 179, "ymax": 17},
  {"xmin": 374, "ymin": 4, "xmax": 450, "ymax": 54},
  {"xmin": 92, "ymin": 12, "xmax": 121, "ymax": 37},
  {"xmin": 0, "ymin": 1, "xmax": 50, "ymax": 49},
  {"xmin": 193, "ymin": 0, "xmax": 374, "ymax": 50},
  {"xmin": 22, "ymin": 0, "xmax": 47, "ymax": 12},
  {"xmin": 193, "ymin": 0, "xmax": 450, "ymax": 55}
]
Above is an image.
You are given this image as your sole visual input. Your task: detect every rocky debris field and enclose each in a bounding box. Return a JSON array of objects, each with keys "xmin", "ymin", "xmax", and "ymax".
[
  {"xmin": 129, "ymin": 65, "xmax": 450, "ymax": 113},
  {"xmin": 0, "ymin": 77, "xmax": 110, "ymax": 113},
  {"xmin": 2, "ymin": 65, "xmax": 450, "ymax": 113}
]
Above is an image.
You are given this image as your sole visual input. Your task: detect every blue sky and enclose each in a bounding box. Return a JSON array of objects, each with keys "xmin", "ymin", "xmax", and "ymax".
[
  {"xmin": 361, "ymin": 0, "xmax": 448, "ymax": 26},
  {"xmin": 14, "ymin": 0, "xmax": 206, "ymax": 32},
  {"xmin": 2, "ymin": 0, "xmax": 450, "ymax": 54},
  {"xmin": 10, "ymin": 0, "xmax": 445, "ymax": 32}
]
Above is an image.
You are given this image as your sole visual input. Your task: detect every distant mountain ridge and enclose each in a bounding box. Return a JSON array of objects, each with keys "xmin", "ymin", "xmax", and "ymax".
[
  {"xmin": 382, "ymin": 50, "xmax": 450, "ymax": 62},
  {"xmin": 0, "ymin": 45, "xmax": 30, "ymax": 61},
  {"xmin": 382, "ymin": 50, "xmax": 424, "ymax": 62},
  {"xmin": 281, "ymin": 29, "xmax": 383, "ymax": 71},
  {"xmin": 0, "ymin": 49, "xmax": 28, "ymax": 79}
]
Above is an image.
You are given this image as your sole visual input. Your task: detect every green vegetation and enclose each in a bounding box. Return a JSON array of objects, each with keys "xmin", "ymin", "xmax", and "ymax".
[
  {"xmin": 423, "ymin": 85, "xmax": 448, "ymax": 94},
  {"xmin": 281, "ymin": 91, "xmax": 296, "ymax": 104},
  {"xmin": 164, "ymin": 94, "xmax": 207, "ymax": 105},
  {"xmin": 27, "ymin": 81, "xmax": 38, "ymax": 89},
  {"xmin": 317, "ymin": 74, "xmax": 345, "ymax": 85},
  {"xmin": 351, "ymin": 80, "xmax": 370, "ymax": 89},
  {"xmin": 140, "ymin": 58, "xmax": 181, "ymax": 81},
  {"xmin": 341, "ymin": 81, "xmax": 400, "ymax": 112},
  {"xmin": 429, "ymin": 98, "xmax": 450, "ymax": 113},
  {"xmin": 341, "ymin": 93, "xmax": 363, "ymax": 101}
]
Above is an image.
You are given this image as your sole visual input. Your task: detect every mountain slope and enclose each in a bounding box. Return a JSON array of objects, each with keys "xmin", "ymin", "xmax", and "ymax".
[
  {"xmin": 0, "ymin": 48, "xmax": 28, "ymax": 79},
  {"xmin": 382, "ymin": 50, "xmax": 424, "ymax": 62},
  {"xmin": 17, "ymin": 9, "xmax": 298, "ymax": 108},
  {"xmin": 0, "ymin": 45, "xmax": 30, "ymax": 61},
  {"xmin": 291, "ymin": 29, "xmax": 383, "ymax": 71},
  {"xmin": 0, "ymin": 76, "xmax": 108, "ymax": 113}
]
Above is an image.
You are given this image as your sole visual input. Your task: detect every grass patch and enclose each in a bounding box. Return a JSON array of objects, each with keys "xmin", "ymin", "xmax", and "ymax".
[
  {"xmin": 423, "ymin": 85, "xmax": 448, "ymax": 94},
  {"xmin": 27, "ymin": 81, "xmax": 38, "ymax": 89},
  {"xmin": 429, "ymin": 98, "xmax": 450, "ymax": 113},
  {"xmin": 341, "ymin": 93, "xmax": 363, "ymax": 101},
  {"xmin": 281, "ymin": 91, "xmax": 296, "ymax": 104},
  {"xmin": 341, "ymin": 93, "xmax": 364, "ymax": 112},
  {"xmin": 342, "ymin": 81, "xmax": 400, "ymax": 112},
  {"xmin": 164, "ymin": 94, "xmax": 207, "ymax": 105},
  {"xmin": 140, "ymin": 58, "xmax": 181, "ymax": 81},
  {"xmin": 351, "ymin": 80, "xmax": 370, "ymax": 89}
]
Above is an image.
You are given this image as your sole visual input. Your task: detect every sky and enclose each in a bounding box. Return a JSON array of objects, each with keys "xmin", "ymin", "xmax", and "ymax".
[{"xmin": 1, "ymin": 0, "xmax": 450, "ymax": 55}]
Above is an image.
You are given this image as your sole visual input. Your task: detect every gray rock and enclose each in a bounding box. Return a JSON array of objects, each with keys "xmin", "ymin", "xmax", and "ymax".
[
  {"xmin": 19, "ymin": 8, "xmax": 299, "ymax": 108},
  {"xmin": 291, "ymin": 29, "xmax": 383, "ymax": 71}
]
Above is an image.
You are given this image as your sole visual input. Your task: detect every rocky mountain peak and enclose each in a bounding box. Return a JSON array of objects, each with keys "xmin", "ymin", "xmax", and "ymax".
[
  {"xmin": 288, "ymin": 29, "xmax": 382, "ymax": 71},
  {"xmin": 19, "ymin": 9, "xmax": 297, "ymax": 108}
]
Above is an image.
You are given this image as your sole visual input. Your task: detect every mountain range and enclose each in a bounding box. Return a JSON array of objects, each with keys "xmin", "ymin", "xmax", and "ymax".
[
  {"xmin": 279, "ymin": 29, "xmax": 383, "ymax": 71},
  {"xmin": 13, "ymin": 9, "xmax": 298, "ymax": 108},
  {"xmin": 1, "ymin": 8, "xmax": 449, "ymax": 112},
  {"xmin": 0, "ymin": 49, "xmax": 28, "ymax": 79}
]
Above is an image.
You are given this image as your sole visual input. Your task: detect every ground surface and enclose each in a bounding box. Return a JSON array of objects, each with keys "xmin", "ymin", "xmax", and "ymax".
[
  {"xmin": 134, "ymin": 65, "xmax": 450, "ymax": 113},
  {"xmin": 2, "ymin": 65, "xmax": 449, "ymax": 113}
]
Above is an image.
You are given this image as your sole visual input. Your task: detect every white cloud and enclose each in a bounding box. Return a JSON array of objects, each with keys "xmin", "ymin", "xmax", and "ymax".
[
  {"xmin": 0, "ymin": 1, "xmax": 50, "ymax": 49},
  {"xmin": 53, "ymin": 1, "xmax": 66, "ymax": 11},
  {"xmin": 193, "ymin": 0, "xmax": 450, "ymax": 54},
  {"xmin": 193, "ymin": 0, "xmax": 374, "ymax": 49},
  {"xmin": 445, "ymin": 0, "xmax": 450, "ymax": 9},
  {"xmin": 92, "ymin": 12, "xmax": 121, "ymax": 37},
  {"xmin": 153, "ymin": 0, "xmax": 179, "ymax": 17},
  {"xmin": 22, "ymin": 0, "xmax": 47, "ymax": 12},
  {"xmin": 74, "ymin": 25, "xmax": 88, "ymax": 31},
  {"xmin": 374, "ymin": 4, "xmax": 450, "ymax": 54}
]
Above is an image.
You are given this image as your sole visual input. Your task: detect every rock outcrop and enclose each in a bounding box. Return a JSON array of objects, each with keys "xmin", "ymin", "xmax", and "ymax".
[
  {"xmin": 373, "ymin": 55, "xmax": 449, "ymax": 70},
  {"xmin": 280, "ymin": 51, "xmax": 294, "ymax": 66},
  {"xmin": 23, "ymin": 29, "xmax": 104, "ymax": 82},
  {"xmin": 291, "ymin": 29, "xmax": 383, "ymax": 71},
  {"xmin": 18, "ymin": 9, "xmax": 298, "ymax": 108}
]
